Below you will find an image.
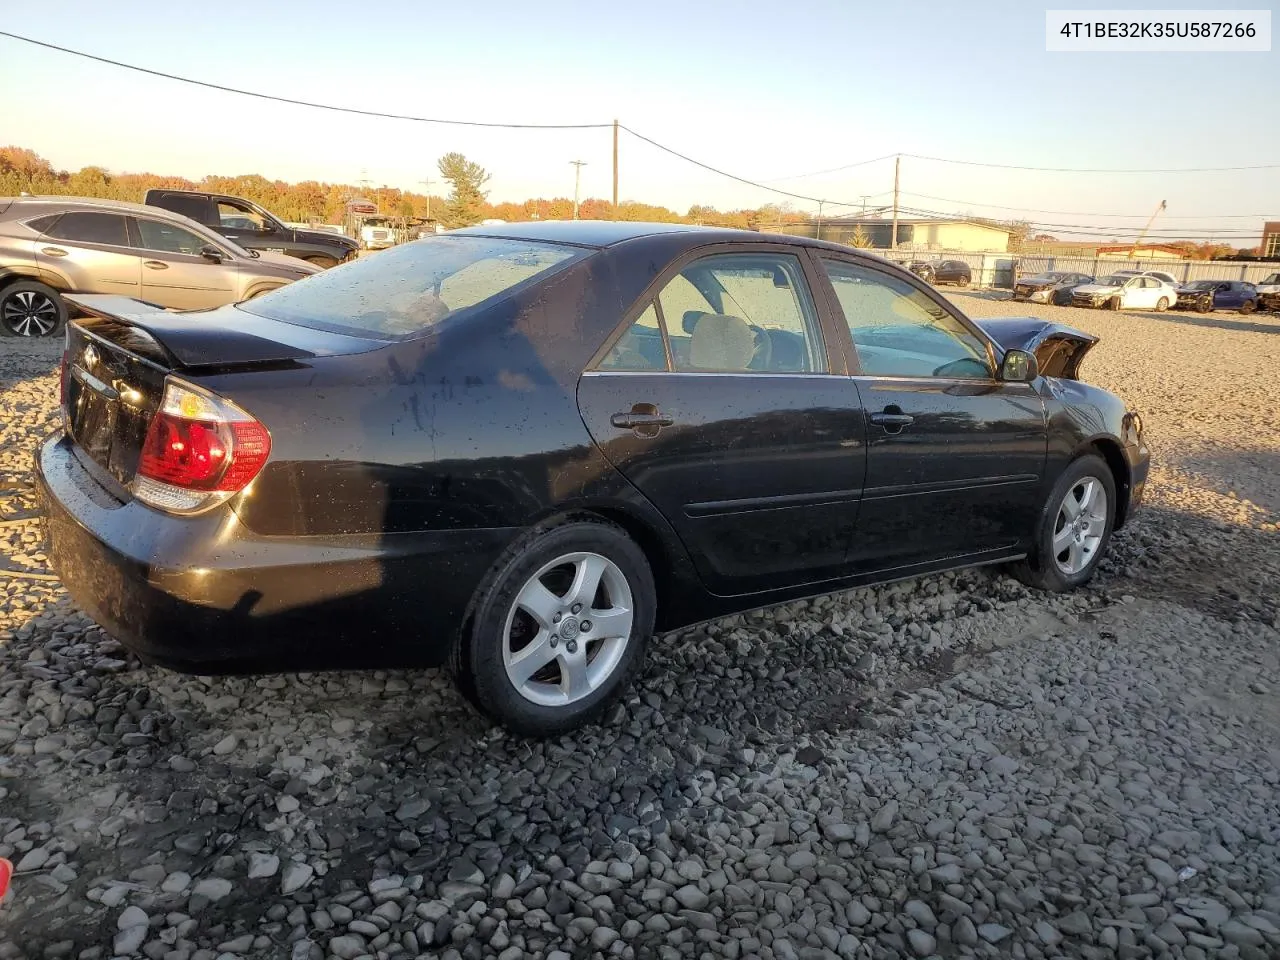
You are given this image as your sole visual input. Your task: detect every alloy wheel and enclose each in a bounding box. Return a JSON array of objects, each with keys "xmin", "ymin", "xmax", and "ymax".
[
  {"xmin": 1052, "ymin": 477, "xmax": 1108, "ymax": 576},
  {"xmin": 2, "ymin": 290, "xmax": 59, "ymax": 337},
  {"xmin": 502, "ymin": 551, "xmax": 634, "ymax": 707}
]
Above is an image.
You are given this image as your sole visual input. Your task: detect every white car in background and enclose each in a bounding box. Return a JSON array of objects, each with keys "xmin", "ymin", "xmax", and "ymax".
[
  {"xmin": 1256, "ymin": 272, "xmax": 1280, "ymax": 311},
  {"xmin": 1070, "ymin": 272, "xmax": 1177, "ymax": 311}
]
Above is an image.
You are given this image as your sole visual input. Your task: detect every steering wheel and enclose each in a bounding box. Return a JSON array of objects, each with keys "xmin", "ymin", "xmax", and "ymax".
[{"xmin": 748, "ymin": 325, "xmax": 774, "ymax": 371}]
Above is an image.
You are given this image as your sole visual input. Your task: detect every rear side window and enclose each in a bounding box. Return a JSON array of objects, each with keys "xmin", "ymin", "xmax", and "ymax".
[
  {"xmin": 45, "ymin": 212, "xmax": 130, "ymax": 247},
  {"xmin": 240, "ymin": 236, "xmax": 585, "ymax": 338},
  {"xmin": 24, "ymin": 214, "xmax": 61, "ymax": 234},
  {"xmin": 153, "ymin": 193, "xmax": 212, "ymax": 223}
]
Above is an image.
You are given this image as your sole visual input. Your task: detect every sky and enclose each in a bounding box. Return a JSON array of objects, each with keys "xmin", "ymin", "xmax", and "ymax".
[{"xmin": 1, "ymin": 0, "xmax": 1277, "ymax": 243}]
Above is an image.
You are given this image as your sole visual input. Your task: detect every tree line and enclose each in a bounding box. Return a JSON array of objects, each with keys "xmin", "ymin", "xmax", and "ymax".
[{"xmin": 1, "ymin": 146, "xmax": 810, "ymax": 232}]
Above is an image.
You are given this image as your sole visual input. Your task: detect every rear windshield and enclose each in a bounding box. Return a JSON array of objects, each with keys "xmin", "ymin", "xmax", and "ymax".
[{"xmin": 238, "ymin": 235, "xmax": 586, "ymax": 338}]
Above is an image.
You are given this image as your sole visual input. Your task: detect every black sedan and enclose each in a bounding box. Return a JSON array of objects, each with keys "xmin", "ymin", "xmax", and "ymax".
[
  {"xmin": 909, "ymin": 259, "xmax": 972, "ymax": 286},
  {"xmin": 38, "ymin": 222, "xmax": 1149, "ymax": 736},
  {"xmin": 1012, "ymin": 272, "xmax": 1095, "ymax": 306}
]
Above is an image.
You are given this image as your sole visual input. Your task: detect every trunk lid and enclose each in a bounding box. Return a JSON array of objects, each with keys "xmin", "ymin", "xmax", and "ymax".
[{"xmin": 61, "ymin": 295, "xmax": 384, "ymax": 490}]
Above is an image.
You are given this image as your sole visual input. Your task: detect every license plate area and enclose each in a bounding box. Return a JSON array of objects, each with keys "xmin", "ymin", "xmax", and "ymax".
[{"xmin": 67, "ymin": 366, "xmax": 120, "ymax": 466}]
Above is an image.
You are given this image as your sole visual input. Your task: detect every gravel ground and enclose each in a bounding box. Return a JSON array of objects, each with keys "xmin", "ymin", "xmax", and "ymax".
[{"xmin": 1, "ymin": 297, "xmax": 1277, "ymax": 960}]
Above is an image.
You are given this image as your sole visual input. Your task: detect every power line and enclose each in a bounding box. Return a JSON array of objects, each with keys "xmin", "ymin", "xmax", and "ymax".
[
  {"xmin": 764, "ymin": 154, "xmax": 899, "ymax": 182},
  {"xmin": 0, "ymin": 31, "xmax": 611, "ymax": 130},
  {"xmin": 619, "ymin": 125, "xmax": 865, "ymax": 209},
  {"xmin": 899, "ymin": 191, "xmax": 1274, "ymax": 220},
  {"xmin": 900, "ymin": 152, "xmax": 1280, "ymax": 173}
]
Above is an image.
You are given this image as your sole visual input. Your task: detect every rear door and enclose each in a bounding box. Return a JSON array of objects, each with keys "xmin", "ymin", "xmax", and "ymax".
[
  {"xmin": 133, "ymin": 216, "xmax": 237, "ymax": 309},
  {"xmin": 577, "ymin": 247, "xmax": 867, "ymax": 596},
  {"xmin": 815, "ymin": 256, "xmax": 1046, "ymax": 572},
  {"xmin": 34, "ymin": 211, "xmax": 141, "ymax": 297}
]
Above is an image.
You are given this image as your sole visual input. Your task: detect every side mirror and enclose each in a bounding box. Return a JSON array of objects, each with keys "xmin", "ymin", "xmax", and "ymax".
[
  {"xmin": 200, "ymin": 245, "xmax": 225, "ymax": 263},
  {"xmin": 1000, "ymin": 348, "xmax": 1038, "ymax": 383}
]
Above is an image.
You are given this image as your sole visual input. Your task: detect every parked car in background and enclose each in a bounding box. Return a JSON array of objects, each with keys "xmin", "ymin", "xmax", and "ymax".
[
  {"xmin": 144, "ymin": 189, "xmax": 359, "ymax": 268},
  {"xmin": 1254, "ymin": 272, "xmax": 1280, "ymax": 311},
  {"xmin": 910, "ymin": 258, "xmax": 972, "ymax": 286},
  {"xmin": 1071, "ymin": 273, "xmax": 1177, "ymax": 311},
  {"xmin": 0, "ymin": 196, "xmax": 319, "ymax": 336},
  {"xmin": 1140, "ymin": 270, "xmax": 1179, "ymax": 286},
  {"xmin": 1174, "ymin": 280, "xmax": 1259, "ymax": 314},
  {"xmin": 37, "ymin": 221, "xmax": 1148, "ymax": 735},
  {"xmin": 1012, "ymin": 271, "xmax": 1094, "ymax": 305}
]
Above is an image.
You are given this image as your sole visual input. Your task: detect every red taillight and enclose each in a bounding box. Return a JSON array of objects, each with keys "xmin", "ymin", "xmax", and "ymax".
[{"xmin": 133, "ymin": 379, "xmax": 270, "ymax": 514}]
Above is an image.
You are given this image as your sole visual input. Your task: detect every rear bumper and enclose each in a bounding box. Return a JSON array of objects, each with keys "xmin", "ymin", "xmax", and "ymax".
[{"xmin": 36, "ymin": 434, "xmax": 516, "ymax": 672}]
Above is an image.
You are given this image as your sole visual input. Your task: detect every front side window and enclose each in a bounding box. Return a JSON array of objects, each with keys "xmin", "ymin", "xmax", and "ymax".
[
  {"xmin": 658, "ymin": 253, "xmax": 824, "ymax": 373},
  {"xmin": 136, "ymin": 219, "xmax": 213, "ymax": 256},
  {"xmin": 240, "ymin": 235, "xmax": 585, "ymax": 338},
  {"xmin": 822, "ymin": 259, "xmax": 991, "ymax": 380},
  {"xmin": 217, "ymin": 200, "xmax": 269, "ymax": 231},
  {"xmin": 45, "ymin": 211, "xmax": 130, "ymax": 247}
]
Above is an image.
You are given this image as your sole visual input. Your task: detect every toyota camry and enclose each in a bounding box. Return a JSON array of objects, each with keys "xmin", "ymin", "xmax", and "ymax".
[{"xmin": 38, "ymin": 221, "xmax": 1149, "ymax": 736}]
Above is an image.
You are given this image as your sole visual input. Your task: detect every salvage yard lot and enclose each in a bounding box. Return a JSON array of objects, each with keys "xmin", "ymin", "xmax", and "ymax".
[{"xmin": 1, "ymin": 296, "xmax": 1278, "ymax": 959}]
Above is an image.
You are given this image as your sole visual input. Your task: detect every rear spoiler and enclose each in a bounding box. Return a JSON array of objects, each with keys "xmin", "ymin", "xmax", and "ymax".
[{"xmin": 65, "ymin": 295, "xmax": 317, "ymax": 369}]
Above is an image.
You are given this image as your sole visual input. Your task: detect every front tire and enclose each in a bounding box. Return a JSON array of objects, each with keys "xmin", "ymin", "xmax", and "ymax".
[
  {"xmin": 1013, "ymin": 454, "xmax": 1116, "ymax": 592},
  {"xmin": 461, "ymin": 518, "xmax": 655, "ymax": 737},
  {"xmin": 1, "ymin": 280, "xmax": 67, "ymax": 337}
]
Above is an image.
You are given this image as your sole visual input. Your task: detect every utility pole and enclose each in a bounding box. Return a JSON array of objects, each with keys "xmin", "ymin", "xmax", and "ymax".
[
  {"xmin": 570, "ymin": 160, "xmax": 587, "ymax": 219},
  {"xmin": 891, "ymin": 156, "xmax": 900, "ymax": 250},
  {"xmin": 612, "ymin": 120, "xmax": 619, "ymax": 218},
  {"xmin": 418, "ymin": 178, "xmax": 433, "ymax": 220},
  {"xmin": 860, "ymin": 195, "xmax": 869, "ymax": 214},
  {"xmin": 816, "ymin": 201, "xmax": 824, "ymax": 241}
]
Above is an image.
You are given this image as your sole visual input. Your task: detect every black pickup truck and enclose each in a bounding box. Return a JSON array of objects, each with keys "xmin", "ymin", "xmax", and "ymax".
[{"xmin": 143, "ymin": 190, "xmax": 359, "ymax": 268}]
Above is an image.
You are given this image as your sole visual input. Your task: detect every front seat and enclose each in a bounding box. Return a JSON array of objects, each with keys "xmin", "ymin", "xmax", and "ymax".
[{"xmin": 689, "ymin": 312, "xmax": 755, "ymax": 371}]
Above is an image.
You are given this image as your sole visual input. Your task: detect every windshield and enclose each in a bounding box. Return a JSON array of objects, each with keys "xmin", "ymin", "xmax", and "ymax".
[
  {"xmin": 1262, "ymin": 273, "xmax": 1280, "ymax": 284},
  {"xmin": 1183, "ymin": 280, "xmax": 1215, "ymax": 290},
  {"xmin": 238, "ymin": 235, "xmax": 585, "ymax": 338}
]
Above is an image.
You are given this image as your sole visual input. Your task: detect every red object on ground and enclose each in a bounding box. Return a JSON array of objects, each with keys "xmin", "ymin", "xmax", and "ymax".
[{"xmin": 0, "ymin": 857, "xmax": 11, "ymax": 900}]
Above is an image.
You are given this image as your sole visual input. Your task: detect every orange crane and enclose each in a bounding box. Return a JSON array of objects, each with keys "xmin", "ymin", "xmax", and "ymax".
[{"xmin": 1128, "ymin": 200, "xmax": 1168, "ymax": 258}]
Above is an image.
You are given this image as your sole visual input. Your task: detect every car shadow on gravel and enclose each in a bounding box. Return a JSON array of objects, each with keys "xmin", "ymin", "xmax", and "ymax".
[{"xmin": 1129, "ymin": 310, "xmax": 1280, "ymax": 335}]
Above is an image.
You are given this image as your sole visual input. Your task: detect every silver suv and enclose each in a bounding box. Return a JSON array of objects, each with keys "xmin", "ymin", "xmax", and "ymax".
[{"xmin": 0, "ymin": 197, "xmax": 320, "ymax": 337}]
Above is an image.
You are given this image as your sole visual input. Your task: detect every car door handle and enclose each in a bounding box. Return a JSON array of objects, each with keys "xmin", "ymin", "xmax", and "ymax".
[
  {"xmin": 610, "ymin": 403, "xmax": 673, "ymax": 438},
  {"xmin": 870, "ymin": 411, "xmax": 915, "ymax": 428},
  {"xmin": 143, "ymin": 260, "xmax": 169, "ymax": 270},
  {"xmin": 611, "ymin": 412, "xmax": 674, "ymax": 429},
  {"xmin": 40, "ymin": 246, "xmax": 68, "ymax": 257}
]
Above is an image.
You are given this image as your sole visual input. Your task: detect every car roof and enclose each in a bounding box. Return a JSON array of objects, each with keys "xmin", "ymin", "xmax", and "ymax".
[
  {"xmin": 0, "ymin": 195, "xmax": 195, "ymax": 222},
  {"xmin": 447, "ymin": 219, "xmax": 877, "ymax": 253}
]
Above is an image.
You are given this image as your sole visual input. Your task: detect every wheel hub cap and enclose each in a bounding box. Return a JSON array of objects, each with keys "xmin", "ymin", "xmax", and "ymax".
[{"xmin": 558, "ymin": 616, "xmax": 581, "ymax": 641}]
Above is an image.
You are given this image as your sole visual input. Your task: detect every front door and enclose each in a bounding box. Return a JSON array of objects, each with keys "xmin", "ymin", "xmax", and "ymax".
[
  {"xmin": 133, "ymin": 217, "xmax": 237, "ymax": 310},
  {"xmin": 577, "ymin": 249, "xmax": 867, "ymax": 596},
  {"xmin": 817, "ymin": 256, "xmax": 1047, "ymax": 573}
]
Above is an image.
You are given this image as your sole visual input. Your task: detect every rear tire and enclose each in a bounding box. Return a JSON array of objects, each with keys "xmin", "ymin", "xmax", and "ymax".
[
  {"xmin": 1156, "ymin": 297, "xmax": 1169, "ymax": 312},
  {"xmin": 461, "ymin": 518, "xmax": 655, "ymax": 737},
  {"xmin": 0, "ymin": 280, "xmax": 67, "ymax": 338},
  {"xmin": 1013, "ymin": 454, "xmax": 1116, "ymax": 592},
  {"xmin": 303, "ymin": 255, "xmax": 339, "ymax": 269},
  {"xmin": 1240, "ymin": 299, "xmax": 1256, "ymax": 315}
]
